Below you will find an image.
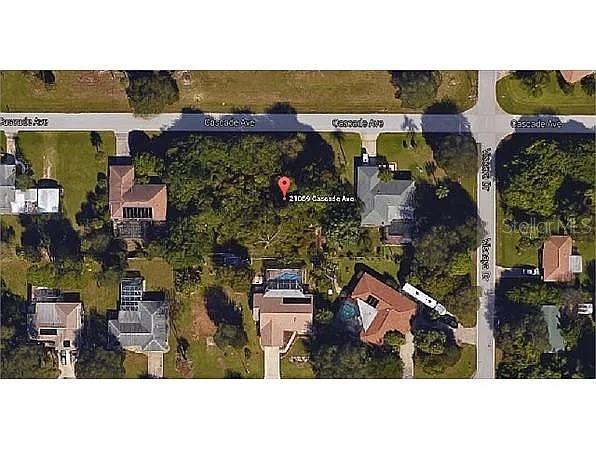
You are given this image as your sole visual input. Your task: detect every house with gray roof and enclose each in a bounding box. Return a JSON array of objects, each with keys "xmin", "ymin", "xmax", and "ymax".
[
  {"xmin": 108, "ymin": 274, "xmax": 170, "ymax": 353},
  {"xmin": 0, "ymin": 153, "xmax": 61, "ymax": 215},
  {"xmin": 356, "ymin": 159, "xmax": 416, "ymax": 244}
]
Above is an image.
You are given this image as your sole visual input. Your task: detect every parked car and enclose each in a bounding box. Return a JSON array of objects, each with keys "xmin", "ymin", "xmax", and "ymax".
[{"xmin": 521, "ymin": 267, "xmax": 540, "ymax": 277}]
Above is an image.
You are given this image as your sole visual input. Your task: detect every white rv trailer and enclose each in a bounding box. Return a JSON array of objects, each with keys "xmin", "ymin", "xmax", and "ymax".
[{"xmin": 402, "ymin": 283, "xmax": 447, "ymax": 315}]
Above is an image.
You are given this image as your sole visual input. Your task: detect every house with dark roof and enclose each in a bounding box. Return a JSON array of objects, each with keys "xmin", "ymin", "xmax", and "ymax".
[
  {"xmin": 108, "ymin": 156, "xmax": 167, "ymax": 239},
  {"xmin": 542, "ymin": 235, "xmax": 582, "ymax": 282},
  {"xmin": 0, "ymin": 153, "xmax": 60, "ymax": 215},
  {"xmin": 108, "ymin": 274, "xmax": 170, "ymax": 353},
  {"xmin": 356, "ymin": 157, "xmax": 415, "ymax": 244},
  {"xmin": 343, "ymin": 271, "xmax": 417, "ymax": 345}
]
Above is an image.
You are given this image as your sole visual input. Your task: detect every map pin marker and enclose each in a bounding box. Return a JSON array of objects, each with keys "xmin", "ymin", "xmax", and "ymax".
[{"xmin": 277, "ymin": 176, "xmax": 291, "ymax": 200}]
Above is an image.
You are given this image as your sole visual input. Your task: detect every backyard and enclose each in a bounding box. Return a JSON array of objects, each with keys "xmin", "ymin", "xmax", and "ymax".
[
  {"xmin": 17, "ymin": 131, "xmax": 115, "ymax": 226},
  {"xmin": 1, "ymin": 70, "xmax": 478, "ymax": 113},
  {"xmin": 496, "ymin": 71, "xmax": 596, "ymax": 115}
]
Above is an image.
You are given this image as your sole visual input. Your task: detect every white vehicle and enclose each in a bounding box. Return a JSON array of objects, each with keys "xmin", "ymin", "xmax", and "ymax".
[
  {"xmin": 402, "ymin": 283, "xmax": 447, "ymax": 315},
  {"xmin": 578, "ymin": 303, "xmax": 594, "ymax": 315}
]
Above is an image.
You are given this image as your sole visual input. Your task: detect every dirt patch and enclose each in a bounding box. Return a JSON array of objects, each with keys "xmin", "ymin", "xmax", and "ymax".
[{"xmin": 191, "ymin": 293, "xmax": 216, "ymax": 339}]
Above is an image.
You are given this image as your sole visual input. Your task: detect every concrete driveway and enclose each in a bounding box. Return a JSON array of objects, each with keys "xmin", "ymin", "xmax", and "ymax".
[
  {"xmin": 263, "ymin": 346, "xmax": 280, "ymax": 379},
  {"xmin": 399, "ymin": 332, "xmax": 414, "ymax": 379},
  {"xmin": 147, "ymin": 352, "xmax": 164, "ymax": 378}
]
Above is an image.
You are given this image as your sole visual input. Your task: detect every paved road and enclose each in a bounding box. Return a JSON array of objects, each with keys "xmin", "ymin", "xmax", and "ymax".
[{"xmin": 1, "ymin": 71, "xmax": 595, "ymax": 379}]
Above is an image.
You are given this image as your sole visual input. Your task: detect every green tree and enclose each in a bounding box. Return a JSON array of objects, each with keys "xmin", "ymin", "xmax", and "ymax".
[
  {"xmin": 389, "ymin": 71, "xmax": 442, "ymax": 108},
  {"xmin": 496, "ymin": 304, "xmax": 549, "ymax": 378},
  {"xmin": 513, "ymin": 71, "xmax": 549, "ymax": 97},
  {"xmin": 133, "ymin": 153, "xmax": 165, "ymax": 183},
  {"xmin": 378, "ymin": 167, "xmax": 394, "ymax": 183},
  {"xmin": 414, "ymin": 329, "xmax": 447, "ymax": 355},
  {"xmin": 89, "ymin": 131, "xmax": 103, "ymax": 153},
  {"xmin": 505, "ymin": 282, "xmax": 562, "ymax": 306},
  {"xmin": 125, "ymin": 71, "xmax": 179, "ymax": 115},
  {"xmin": 213, "ymin": 323, "xmax": 248, "ymax": 349},
  {"xmin": 580, "ymin": 74, "xmax": 595, "ymax": 96},
  {"xmin": 383, "ymin": 330, "xmax": 406, "ymax": 351}
]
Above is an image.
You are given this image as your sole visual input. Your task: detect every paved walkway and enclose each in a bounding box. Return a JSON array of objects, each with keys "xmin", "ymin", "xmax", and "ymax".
[
  {"xmin": 115, "ymin": 132, "xmax": 130, "ymax": 156},
  {"xmin": 399, "ymin": 332, "xmax": 414, "ymax": 379}
]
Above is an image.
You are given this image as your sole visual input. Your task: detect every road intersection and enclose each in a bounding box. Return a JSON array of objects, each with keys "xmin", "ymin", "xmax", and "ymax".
[{"xmin": 1, "ymin": 71, "xmax": 594, "ymax": 378}]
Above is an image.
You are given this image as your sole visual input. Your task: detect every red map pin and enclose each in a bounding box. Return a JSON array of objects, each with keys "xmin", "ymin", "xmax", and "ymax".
[{"xmin": 277, "ymin": 176, "xmax": 291, "ymax": 200}]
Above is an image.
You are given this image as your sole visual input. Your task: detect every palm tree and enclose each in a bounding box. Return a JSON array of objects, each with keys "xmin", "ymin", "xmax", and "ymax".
[{"xmin": 90, "ymin": 131, "xmax": 103, "ymax": 153}]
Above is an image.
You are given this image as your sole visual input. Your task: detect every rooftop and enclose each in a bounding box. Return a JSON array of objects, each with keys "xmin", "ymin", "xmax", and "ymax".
[
  {"xmin": 108, "ymin": 276, "xmax": 170, "ymax": 352},
  {"xmin": 356, "ymin": 164, "xmax": 415, "ymax": 227},
  {"xmin": 346, "ymin": 272, "xmax": 417, "ymax": 344},
  {"xmin": 542, "ymin": 235, "xmax": 573, "ymax": 282},
  {"xmin": 108, "ymin": 156, "xmax": 167, "ymax": 222}
]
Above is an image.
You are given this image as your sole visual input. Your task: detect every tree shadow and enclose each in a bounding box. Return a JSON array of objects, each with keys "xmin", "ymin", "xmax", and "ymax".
[{"xmin": 204, "ymin": 286, "xmax": 243, "ymax": 327}]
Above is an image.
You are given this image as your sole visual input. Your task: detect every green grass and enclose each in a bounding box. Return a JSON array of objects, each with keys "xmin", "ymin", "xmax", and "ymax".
[
  {"xmin": 319, "ymin": 132, "xmax": 362, "ymax": 185},
  {"xmin": 162, "ymin": 264, "xmax": 265, "ymax": 379},
  {"xmin": 280, "ymin": 337, "xmax": 314, "ymax": 379},
  {"xmin": 0, "ymin": 71, "xmax": 130, "ymax": 112},
  {"xmin": 377, "ymin": 132, "xmax": 476, "ymax": 200},
  {"xmin": 415, "ymin": 344, "xmax": 476, "ymax": 379},
  {"xmin": 496, "ymin": 72, "xmax": 596, "ymax": 115},
  {"xmin": 495, "ymin": 202, "xmax": 540, "ymax": 267},
  {"xmin": 17, "ymin": 131, "xmax": 115, "ymax": 227},
  {"xmin": 0, "ymin": 131, "xmax": 5, "ymax": 152},
  {"xmin": 1, "ymin": 70, "xmax": 478, "ymax": 113},
  {"xmin": 123, "ymin": 352, "xmax": 148, "ymax": 378},
  {"xmin": 332, "ymin": 242, "xmax": 403, "ymax": 288}
]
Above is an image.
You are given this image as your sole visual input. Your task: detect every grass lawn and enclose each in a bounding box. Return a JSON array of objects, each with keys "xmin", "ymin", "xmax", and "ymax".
[
  {"xmin": 319, "ymin": 132, "xmax": 362, "ymax": 185},
  {"xmin": 163, "ymin": 265, "xmax": 265, "ymax": 379},
  {"xmin": 1, "ymin": 70, "xmax": 478, "ymax": 113},
  {"xmin": 415, "ymin": 344, "xmax": 476, "ymax": 379},
  {"xmin": 17, "ymin": 131, "xmax": 115, "ymax": 227},
  {"xmin": 0, "ymin": 71, "xmax": 130, "ymax": 113},
  {"xmin": 377, "ymin": 132, "xmax": 476, "ymax": 200},
  {"xmin": 495, "ymin": 202, "xmax": 540, "ymax": 267},
  {"xmin": 496, "ymin": 72, "xmax": 596, "ymax": 115},
  {"xmin": 280, "ymin": 337, "xmax": 314, "ymax": 379},
  {"xmin": 123, "ymin": 352, "xmax": 148, "ymax": 378}
]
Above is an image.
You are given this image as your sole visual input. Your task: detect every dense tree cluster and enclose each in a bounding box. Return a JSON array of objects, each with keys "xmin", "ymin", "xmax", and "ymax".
[
  {"xmin": 1, "ymin": 281, "xmax": 59, "ymax": 378},
  {"xmin": 498, "ymin": 135, "xmax": 595, "ymax": 224},
  {"xmin": 125, "ymin": 71, "xmax": 179, "ymax": 115},
  {"xmin": 405, "ymin": 181, "xmax": 480, "ymax": 326},
  {"xmin": 413, "ymin": 328, "xmax": 462, "ymax": 377},
  {"xmin": 496, "ymin": 280, "xmax": 594, "ymax": 378},
  {"xmin": 389, "ymin": 71, "xmax": 442, "ymax": 108},
  {"xmin": 309, "ymin": 306, "xmax": 403, "ymax": 379},
  {"xmin": 146, "ymin": 133, "xmax": 357, "ymax": 269}
]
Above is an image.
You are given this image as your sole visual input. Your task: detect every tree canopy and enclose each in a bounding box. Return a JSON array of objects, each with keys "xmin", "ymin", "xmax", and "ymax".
[
  {"xmin": 125, "ymin": 71, "xmax": 179, "ymax": 115},
  {"xmin": 389, "ymin": 71, "xmax": 442, "ymax": 108}
]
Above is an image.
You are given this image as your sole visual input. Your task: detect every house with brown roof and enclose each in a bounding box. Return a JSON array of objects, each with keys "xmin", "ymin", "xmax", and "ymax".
[
  {"xmin": 27, "ymin": 286, "xmax": 84, "ymax": 378},
  {"xmin": 251, "ymin": 268, "xmax": 313, "ymax": 378},
  {"xmin": 559, "ymin": 70, "xmax": 594, "ymax": 84},
  {"xmin": 252, "ymin": 268, "xmax": 313, "ymax": 350},
  {"xmin": 108, "ymin": 156, "xmax": 167, "ymax": 238},
  {"xmin": 344, "ymin": 272, "xmax": 417, "ymax": 345},
  {"xmin": 542, "ymin": 235, "xmax": 582, "ymax": 282}
]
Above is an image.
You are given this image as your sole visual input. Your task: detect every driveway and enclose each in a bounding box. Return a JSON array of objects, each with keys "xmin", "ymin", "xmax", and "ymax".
[
  {"xmin": 399, "ymin": 332, "xmax": 414, "ymax": 379},
  {"xmin": 263, "ymin": 346, "xmax": 280, "ymax": 379},
  {"xmin": 147, "ymin": 352, "xmax": 164, "ymax": 378}
]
